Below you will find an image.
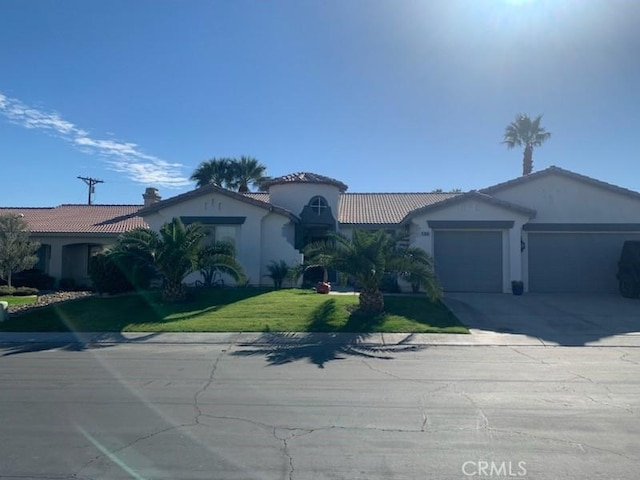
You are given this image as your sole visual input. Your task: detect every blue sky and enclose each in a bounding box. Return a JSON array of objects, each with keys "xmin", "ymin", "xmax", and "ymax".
[{"xmin": 1, "ymin": 0, "xmax": 639, "ymax": 206}]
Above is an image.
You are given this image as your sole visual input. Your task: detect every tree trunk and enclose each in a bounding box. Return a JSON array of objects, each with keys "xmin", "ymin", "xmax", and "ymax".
[
  {"xmin": 359, "ymin": 286, "xmax": 385, "ymax": 314},
  {"xmin": 522, "ymin": 145, "xmax": 533, "ymax": 176},
  {"xmin": 162, "ymin": 280, "xmax": 187, "ymax": 302}
]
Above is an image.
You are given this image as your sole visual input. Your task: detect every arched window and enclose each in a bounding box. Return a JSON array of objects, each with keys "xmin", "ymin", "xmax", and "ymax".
[{"xmin": 309, "ymin": 196, "xmax": 328, "ymax": 215}]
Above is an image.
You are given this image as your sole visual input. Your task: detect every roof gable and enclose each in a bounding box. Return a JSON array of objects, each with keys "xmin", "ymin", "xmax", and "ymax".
[
  {"xmin": 137, "ymin": 184, "xmax": 298, "ymax": 221},
  {"xmin": 401, "ymin": 191, "xmax": 536, "ymax": 224},
  {"xmin": 481, "ymin": 165, "xmax": 640, "ymax": 200}
]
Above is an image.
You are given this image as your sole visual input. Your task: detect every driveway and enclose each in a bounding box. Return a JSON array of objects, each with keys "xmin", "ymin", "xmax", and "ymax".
[{"xmin": 443, "ymin": 292, "xmax": 640, "ymax": 346}]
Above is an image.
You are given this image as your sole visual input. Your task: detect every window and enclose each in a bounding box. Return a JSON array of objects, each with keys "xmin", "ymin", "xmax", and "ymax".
[
  {"xmin": 309, "ymin": 196, "xmax": 328, "ymax": 215},
  {"xmin": 204, "ymin": 225, "xmax": 237, "ymax": 248}
]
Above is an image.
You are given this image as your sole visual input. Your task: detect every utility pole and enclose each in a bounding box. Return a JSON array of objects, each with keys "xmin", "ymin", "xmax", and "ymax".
[{"xmin": 77, "ymin": 176, "xmax": 104, "ymax": 205}]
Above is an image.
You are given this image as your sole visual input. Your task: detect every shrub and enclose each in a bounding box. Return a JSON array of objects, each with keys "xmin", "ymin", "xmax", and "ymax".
[
  {"xmin": 264, "ymin": 260, "xmax": 290, "ymax": 289},
  {"xmin": 0, "ymin": 285, "xmax": 16, "ymax": 296},
  {"xmin": 13, "ymin": 286, "xmax": 39, "ymax": 296},
  {"xmin": 7, "ymin": 269, "xmax": 55, "ymax": 290},
  {"xmin": 89, "ymin": 253, "xmax": 133, "ymax": 295},
  {"xmin": 58, "ymin": 278, "xmax": 76, "ymax": 291}
]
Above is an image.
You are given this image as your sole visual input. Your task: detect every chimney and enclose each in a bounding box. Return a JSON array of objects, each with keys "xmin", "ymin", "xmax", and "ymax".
[{"xmin": 143, "ymin": 187, "xmax": 161, "ymax": 207}]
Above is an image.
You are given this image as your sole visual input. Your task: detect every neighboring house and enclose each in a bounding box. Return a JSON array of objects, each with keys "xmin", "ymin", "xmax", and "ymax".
[{"xmin": 3, "ymin": 167, "xmax": 640, "ymax": 293}]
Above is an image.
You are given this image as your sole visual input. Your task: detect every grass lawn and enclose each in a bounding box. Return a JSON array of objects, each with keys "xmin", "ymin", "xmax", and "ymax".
[
  {"xmin": 0, "ymin": 295, "xmax": 38, "ymax": 306},
  {"xmin": 0, "ymin": 288, "xmax": 468, "ymax": 334}
]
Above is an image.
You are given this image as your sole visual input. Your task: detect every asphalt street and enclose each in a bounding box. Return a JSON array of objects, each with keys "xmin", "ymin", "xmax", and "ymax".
[{"xmin": 1, "ymin": 340, "xmax": 639, "ymax": 480}]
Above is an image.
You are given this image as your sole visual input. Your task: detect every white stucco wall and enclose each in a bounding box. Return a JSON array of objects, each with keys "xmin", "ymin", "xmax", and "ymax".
[
  {"xmin": 142, "ymin": 192, "xmax": 298, "ymax": 286},
  {"xmin": 407, "ymin": 199, "xmax": 532, "ymax": 292},
  {"xmin": 32, "ymin": 235, "xmax": 115, "ymax": 287},
  {"xmin": 268, "ymin": 183, "xmax": 341, "ymax": 218},
  {"xmin": 489, "ymin": 174, "xmax": 640, "ymax": 223}
]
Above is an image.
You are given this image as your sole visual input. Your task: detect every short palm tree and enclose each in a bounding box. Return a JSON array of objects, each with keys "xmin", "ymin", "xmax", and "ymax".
[
  {"xmin": 304, "ymin": 229, "xmax": 441, "ymax": 314},
  {"xmin": 115, "ymin": 218, "xmax": 206, "ymax": 302},
  {"xmin": 502, "ymin": 114, "xmax": 551, "ymax": 176},
  {"xmin": 264, "ymin": 260, "xmax": 290, "ymax": 289},
  {"xmin": 228, "ymin": 156, "xmax": 268, "ymax": 193},
  {"xmin": 198, "ymin": 241, "xmax": 246, "ymax": 287},
  {"xmin": 190, "ymin": 158, "xmax": 233, "ymax": 189}
]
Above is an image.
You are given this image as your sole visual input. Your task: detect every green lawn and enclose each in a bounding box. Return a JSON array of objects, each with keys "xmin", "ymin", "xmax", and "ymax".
[
  {"xmin": 0, "ymin": 288, "xmax": 468, "ymax": 334},
  {"xmin": 0, "ymin": 295, "xmax": 37, "ymax": 306}
]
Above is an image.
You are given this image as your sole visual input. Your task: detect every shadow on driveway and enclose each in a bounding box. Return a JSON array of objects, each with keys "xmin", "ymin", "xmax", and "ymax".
[{"xmin": 443, "ymin": 292, "xmax": 640, "ymax": 346}]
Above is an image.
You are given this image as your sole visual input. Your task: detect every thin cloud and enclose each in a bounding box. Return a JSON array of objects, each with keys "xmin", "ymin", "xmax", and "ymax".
[{"xmin": 0, "ymin": 92, "xmax": 190, "ymax": 187}]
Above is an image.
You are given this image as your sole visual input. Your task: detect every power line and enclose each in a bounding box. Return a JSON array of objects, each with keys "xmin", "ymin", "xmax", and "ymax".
[{"xmin": 77, "ymin": 176, "xmax": 104, "ymax": 205}]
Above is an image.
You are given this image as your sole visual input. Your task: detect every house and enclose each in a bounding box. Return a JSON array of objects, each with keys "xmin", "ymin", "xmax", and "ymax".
[{"xmin": 3, "ymin": 167, "xmax": 640, "ymax": 293}]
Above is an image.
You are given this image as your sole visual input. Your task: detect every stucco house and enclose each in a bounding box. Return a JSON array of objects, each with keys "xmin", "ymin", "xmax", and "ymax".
[{"xmin": 3, "ymin": 166, "xmax": 640, "ymax": 293}]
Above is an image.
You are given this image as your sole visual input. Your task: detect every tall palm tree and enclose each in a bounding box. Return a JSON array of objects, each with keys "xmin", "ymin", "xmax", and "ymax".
[
  {"xmin": 190, "ymin": 158, "xmax": 232, "ymax": 189},
  {"xmin": 228, "ymin": 156, "xmax": 268, "ymax": 193},
  {"xmin": 304, "ymin": 229, "xmax": 441, "ymax": 314},
  {"xmin": 502, "ymin": 114, "xmax": 551, "ymax": 176},
  {"xmin": 115, "ymin": 218, "xmax": 206, "ymax": 302}
]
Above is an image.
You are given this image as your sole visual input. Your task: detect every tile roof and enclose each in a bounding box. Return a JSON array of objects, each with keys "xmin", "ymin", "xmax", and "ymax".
[
  {"xmin": 246, "ymin": 192, "xmax": 459, "ymax": 224},
  {"xmin": 0, "ymin": 205, "xmax": 146, "ymax": 235},
  {"xmin": 262, "ymin": 172, "xmax": 349, "ymax": 192}
]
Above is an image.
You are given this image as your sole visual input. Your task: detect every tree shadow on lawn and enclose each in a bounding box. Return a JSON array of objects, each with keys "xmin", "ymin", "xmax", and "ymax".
[
  {"xmin": 0, "ymin": 332, "xmax": 161, "ymax": 357},
  {"xmin": 231, "ymin": 298, "xmax": 427, "ymax": 368}
]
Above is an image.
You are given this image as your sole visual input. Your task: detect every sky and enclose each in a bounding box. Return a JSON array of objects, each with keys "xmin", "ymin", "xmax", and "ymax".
[{"xmin": 1, "ymin": 0, "xmax": 639, "ymax": 207}]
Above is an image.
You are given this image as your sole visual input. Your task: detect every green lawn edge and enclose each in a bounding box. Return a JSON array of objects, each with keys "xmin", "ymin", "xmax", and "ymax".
[{"xmin": 0, "ymin": 288, "xmax": 468, "ymax": 334}]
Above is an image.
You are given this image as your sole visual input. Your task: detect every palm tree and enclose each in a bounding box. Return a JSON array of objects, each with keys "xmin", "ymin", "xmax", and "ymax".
[
  {"xmin": 198, "ymin": 241, "xmax": 245, "ymax": 287},
  {"xmin": 115, "ymin": 218, "xmax": 206, "ymax": 302},
  {"xmin": 502, "ymin": 114, "xmax": 551, "ymax": 176},
  {"xmin": 304, "ymin": 229, "xmax": 441, "ymax": 314},
  {"xmin": 228, "ymin": 156, "xmax": 268, "ymax": 193},
  {"xmin": 190, "ymin": 157, "xmax": 232, "ymax": 188},
  {"xmin": 264, "ymin": 260, "xmax": 290, "ymax": 289}
]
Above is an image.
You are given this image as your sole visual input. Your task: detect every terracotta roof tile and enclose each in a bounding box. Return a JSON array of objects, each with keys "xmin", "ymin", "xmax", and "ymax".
[
  {"xmin": 339, "ymin": 193, "xmax": 458, "ymax": 224},
  {"xmin": 262, "ymin": 172, "xmax": 348, "ymax": 191},
  {"xmin": 0, "ymin": 205, "xmax": 147, "ymax": 235},
  {"xmin": 246, "ymin": 192, "xmax": 458, "ymax": 224}
]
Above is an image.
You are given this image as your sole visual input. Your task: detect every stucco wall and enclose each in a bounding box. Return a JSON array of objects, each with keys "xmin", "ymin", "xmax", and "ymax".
[
  {"xmin": 489, "ymin": 174, "xmax": 640, "ymax": 223},
  {"xmin": 32, "ymin": 235, "xmax": 115, "ymax": 287},
  {"xmin": 143, "ymin": 192, "xmax": 298, "ymax": 286},
  {"xmin": 268, "ymin": 183, "xmax": 341, "ymax": 219}
]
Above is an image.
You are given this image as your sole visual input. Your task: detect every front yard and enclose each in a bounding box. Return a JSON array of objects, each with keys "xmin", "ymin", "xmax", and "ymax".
[{"xmin": 0, "ymin": 288, "xmax": 467, "ymax": 334}]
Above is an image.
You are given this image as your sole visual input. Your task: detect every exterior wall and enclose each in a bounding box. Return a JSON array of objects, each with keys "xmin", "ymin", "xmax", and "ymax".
[
  {"xmin": 268, "ymin": 183, "xmax": 341, "ymax": 219},
  {"xmin": 490, "ymin": 175, "xmax": 640, "ymax": 223},
  {"xmin": 31, "ymin": 235, "xmax": 116, "ymax": 287},
  {"xmin": 143, "ymin": 191, "xmax": 297, "ymax": 286},
  {"xmin": 407, "ymin": 199, "xmax": 531, "ymax": 293},
  {"xmin": 260, "ymin": 213, "xmax": 303, "ymax": 287}
]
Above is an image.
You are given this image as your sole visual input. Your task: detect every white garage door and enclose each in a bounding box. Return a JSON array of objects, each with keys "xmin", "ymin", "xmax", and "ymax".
[
  {"xmin": 434, "ymin": 230, "xmax": 503, "ymax": 292},
  {"xmin": 528, "ymin": 232, "xmax": 640, "ymax": 293}
]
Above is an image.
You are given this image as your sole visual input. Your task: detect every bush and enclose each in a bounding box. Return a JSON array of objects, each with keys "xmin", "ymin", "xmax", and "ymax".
[
  {"xmin": 3, "ymin": 269, "xmax": 55, "ymax": 290},
  {"xmin": 88, "ymin": 252, "xmax": 153, "ymax": 295},
  {"xmin": 0, "ymin": 285, "xmax": 16, "ymax": 296},
  {"xmin": 13, "ymin": 286, "xmax": 39, "ymax": 296},
  {"xmin": 58, "ymin": 278, "xmax": 76, "ymax": 291}
]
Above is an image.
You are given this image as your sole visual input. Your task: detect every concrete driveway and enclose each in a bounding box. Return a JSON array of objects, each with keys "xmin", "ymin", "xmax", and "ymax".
[{"xmin": 443, "ymin": 292, "xmax": 640, "ymax": 346}]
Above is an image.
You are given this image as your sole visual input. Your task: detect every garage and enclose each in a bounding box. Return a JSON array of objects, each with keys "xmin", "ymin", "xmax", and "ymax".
[
  {"xmin": 527, "ymin": 231, "xmax": 640, "ymax": 293},
  {"xmin": 433, "ymin": 230, "xmax": 503, "ymax": 292}
]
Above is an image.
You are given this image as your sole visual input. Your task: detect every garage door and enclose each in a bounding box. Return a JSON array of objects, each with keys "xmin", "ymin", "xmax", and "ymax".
[
  {"xmin": 528, "ymin": 233, "xmax": 640, "ymax": 293},
  {"xmin": 434, "ymin": 230, "xmax": 503, "ymax": 292}
]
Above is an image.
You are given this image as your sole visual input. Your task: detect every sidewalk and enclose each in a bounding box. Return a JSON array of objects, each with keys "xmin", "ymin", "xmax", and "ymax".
[{"xmin": 2, "ymin": 330, "xmax": 640, "ymax": 347}]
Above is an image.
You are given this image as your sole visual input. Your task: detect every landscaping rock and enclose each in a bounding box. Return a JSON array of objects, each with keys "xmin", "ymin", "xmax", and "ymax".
[{"xmin": 9, "ymin": 291, "xmax": 95, "ymax": 317}]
